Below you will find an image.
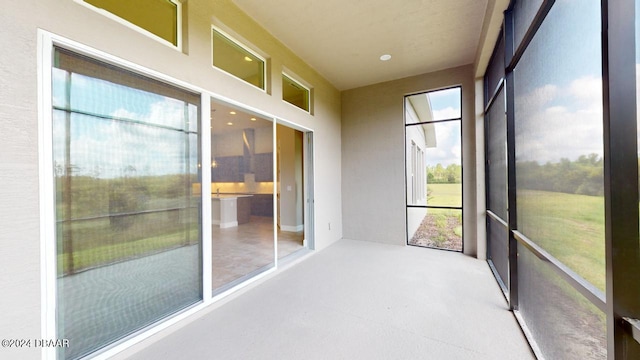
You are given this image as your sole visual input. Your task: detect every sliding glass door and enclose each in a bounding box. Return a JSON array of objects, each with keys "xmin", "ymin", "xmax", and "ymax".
[
  {"xmin": 47, "ymin": 41, "xmax": 315, "ymax": 359},
  {"xmin": 52, "ymin": 47, "xmax": 202, "ymax": 360},
  {"xmin": 210, "ymin": 99, "xmax": 275, "ymax": 293}
]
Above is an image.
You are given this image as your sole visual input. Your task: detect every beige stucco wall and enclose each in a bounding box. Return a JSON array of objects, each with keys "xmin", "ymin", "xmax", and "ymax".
[
  {"xmin": 0, "ymin": 0, "xmax": 341, "ymax": 357},
  {"xmin": 341, "ymin": 65, "xmax": 480, "ymax": 256}
]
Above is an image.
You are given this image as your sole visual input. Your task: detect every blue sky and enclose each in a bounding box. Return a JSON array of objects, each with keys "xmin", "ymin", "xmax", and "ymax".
[
  {"xmin": 424, "ymin": 87, "xmax": 462, "ymax": 167},
  {"xmin": 514, "ymin": 0, "xmax": 603, "ymax": 163}
]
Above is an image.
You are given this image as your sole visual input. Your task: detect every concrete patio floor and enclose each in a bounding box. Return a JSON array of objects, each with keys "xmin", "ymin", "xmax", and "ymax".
[{"xmin": 116, "ymin": 239, "xmax": 535, "ymax": 360}]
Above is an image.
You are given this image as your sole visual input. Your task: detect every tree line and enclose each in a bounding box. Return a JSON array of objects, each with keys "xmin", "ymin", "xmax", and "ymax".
[
  {"xmin": 427, "ymin": 163, "xmax": 462, "ymax": 184},
  {"xmin": 517, "ymin": 153, "xmax": 603, "ymax": 196}
]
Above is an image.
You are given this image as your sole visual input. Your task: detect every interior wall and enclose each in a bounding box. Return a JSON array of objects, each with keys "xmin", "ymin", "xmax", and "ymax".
[
  {"xmin": 277, "ymin": 124, "xmax": 304, "ymax": 231},
  {"xmin": 0, "ymin": 0, "xmax": 341, "ymax": 357},
  {"xmin": 341, "ymin": 65, "xmax": 478, "ymax": 256}
]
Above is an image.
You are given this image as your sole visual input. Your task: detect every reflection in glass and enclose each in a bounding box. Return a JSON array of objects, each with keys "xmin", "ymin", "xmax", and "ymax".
[
  {"xmin": 408, "ymin": 208, "xmax": 462, "ymax": 251},
  {"xmin": 210, "ymin": 99, "xmax": 275, "ymax": 292},
  {"xmin": 518, "ymin": 243, "xmax": 606, "ymax": 359},
  {"xmin": 53, "ymin": 48, "xmax": 201, "ymax": 360},
  {"xmin": 514, "ymin": 0, "xmax": 604, "ymax": 292}
]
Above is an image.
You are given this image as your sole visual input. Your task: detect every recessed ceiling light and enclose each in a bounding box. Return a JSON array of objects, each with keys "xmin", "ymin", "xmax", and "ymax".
[
  {"xmin": 244, "ymin": 56, "xmax": 253, "ymax": 62},
  {"xmin": 250, "ymin": 117, "xmax": 257, "ymax": 121},
  {"xmin": 227, "ymin": 122, "xmax": 233, "ymax": 126},
  {"xmin": 229, "ymin": 111, "xmax": 236, "ymax": 115},
  {"xmin": 380, "ymin": 54, "xmax": 392, "ymax": 61}
]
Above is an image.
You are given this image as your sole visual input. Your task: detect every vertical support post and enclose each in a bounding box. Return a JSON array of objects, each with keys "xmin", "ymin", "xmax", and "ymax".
[
  {"xmin": 602, "ymin": 0, "xmax": 640, "ymax": 358},
  {"xmin": 504, "ymin": 7, "xmax": 519, "ymax": 311},
  {"xmin": 201, "ymin": 94, "xmax": 212, "ymax": 300},
  {"xmin": 184, "ymin": 101, "xmax": 191, "ymax": 246},
  {"xmin": 63, "ymin": 70, "xmax": 75, "ymax": 275}
]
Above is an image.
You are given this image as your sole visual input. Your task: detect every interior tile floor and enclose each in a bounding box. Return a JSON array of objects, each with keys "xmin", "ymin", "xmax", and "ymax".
[
  {"xmin": 122, "ymin": 239, "xmax": 535, "ymax": 360},
  {"xmin": 212, "ymin": 216, "xmax": 304, "ymax": 290}
]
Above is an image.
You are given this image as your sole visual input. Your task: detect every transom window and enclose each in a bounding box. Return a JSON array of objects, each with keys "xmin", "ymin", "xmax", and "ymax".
[
  {"xmin": 212, "ymin": 28, "xmax": 266, "ymax": 90},
  {"xmin": 282, "ymin": 73, "xmax": 310, "ymax": 112},
  {"xmin": 83, "ymin": 0, "xmax": 181, "ymax": 47}
]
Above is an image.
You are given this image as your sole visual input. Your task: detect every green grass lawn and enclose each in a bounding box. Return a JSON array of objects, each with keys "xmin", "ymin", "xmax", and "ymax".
[
  {"xmin": 517, "ymin": 189, "xmax": 605, "ymax": 293},
  {"xmin": 427, "ymin": 184, "xmax": 605, "ymax": 293},
  {"xmin": 427, "ymin": 183, "xmax": 462, "ymax": 207},
  {"xmin": 409, "ymin": 183, "xmax": 462, "ymax": 251}
]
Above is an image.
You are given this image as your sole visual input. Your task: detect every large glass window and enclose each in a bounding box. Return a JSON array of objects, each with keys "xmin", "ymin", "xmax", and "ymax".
[
  {"xmin": 52, "ymin": 47, "xmax": 201, "ymax": 359},
  {"xmin": 212, "ymin": 28, "xmax": 266, "ymax": 90},
  {"xmin": 406, "ymin": 87, "xmax": 463, "ymax": 251},
  {"xmin": 487, "ymin": 0, "xmax": 640, "ymax": 357},
  {"xmin": 511, "ymin": 0, "xmax": 606, "ymax": 357},
  {"xmin": 514, "ymin": 0, "xmax": 604, "ymax": 293},
  {"xmin": 84, "ymin": 0, "xmax": 180, "ymax": 47}
]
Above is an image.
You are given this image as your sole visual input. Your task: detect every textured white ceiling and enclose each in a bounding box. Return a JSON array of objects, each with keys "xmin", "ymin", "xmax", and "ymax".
[{"xmin": 232, "ymin": 0, "xmax": 489, "ymax": 90}]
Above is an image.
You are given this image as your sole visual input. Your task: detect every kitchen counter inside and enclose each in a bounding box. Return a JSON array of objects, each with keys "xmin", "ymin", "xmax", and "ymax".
[{"xmin": 211, "ymin": 194, "xmax": 254, "ymax": 227}]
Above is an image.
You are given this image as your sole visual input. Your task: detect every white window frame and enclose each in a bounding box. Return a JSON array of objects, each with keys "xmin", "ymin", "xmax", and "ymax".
[
  {"xmin": 411, "ymin": 141, "xmax": 417, "ymax": 204},
  {"xmin": 75, "ymin": 0, "xmax": 183, "ymax": 51},
  {"xmin": 282, "ymin": 72, "xmax": 311, "ymax": 113},
  {"xmin": 211, "ymin": 26, "xmax": 268, "ymax": 92},
  {"xmin": 38, "ymin": 31, "xmax": 207, "ymax": 360},
  {"xmin": 417, "ymin": 146, "xmax": 424, "ymax": 200}
]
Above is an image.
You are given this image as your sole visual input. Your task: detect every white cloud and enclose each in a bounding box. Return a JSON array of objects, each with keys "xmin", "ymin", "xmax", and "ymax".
[
  {"xmin": 515, "ymin": 75, "xmax": 603, "ymax": 163},
  {"xmin": 425, "ymin": 121, "xmax": 461, "ymax": 166},
  {"xmin": 451, "ymin": 145, "xmax": 461, "ymax": 159},
  {"xmin": 433, "ymin": 107, "xmax": 460, "ymax": 120}
]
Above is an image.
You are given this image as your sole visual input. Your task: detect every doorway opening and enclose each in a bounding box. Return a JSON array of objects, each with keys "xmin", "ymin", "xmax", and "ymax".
[
  {"xmin": 277, "ymin": 123, "xmax": 312, "ymax": 259},
  {"xmin": 209, "ymin": 98, "xmax": 275, "ymax": 293}
]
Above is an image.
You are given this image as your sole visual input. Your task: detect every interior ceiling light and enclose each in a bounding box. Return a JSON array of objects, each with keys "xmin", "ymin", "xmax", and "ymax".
[
  {"xmin": 227, "ymin": 122, "xmax": 233, "ymax": 126},
  {"xmin": 250, "ymin": 117, "xmax": 257, "ymax": 121},
  {"xmin": 379, "ymin": 54, "xmax": 392, "ymax": 61},
  {"xmin": 244, "ymin": 56, "xmax": 253, "ymax": 62},
  {"xmin": 229, "ymin": 111, "xmax": 236, "ymax": 115}
]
